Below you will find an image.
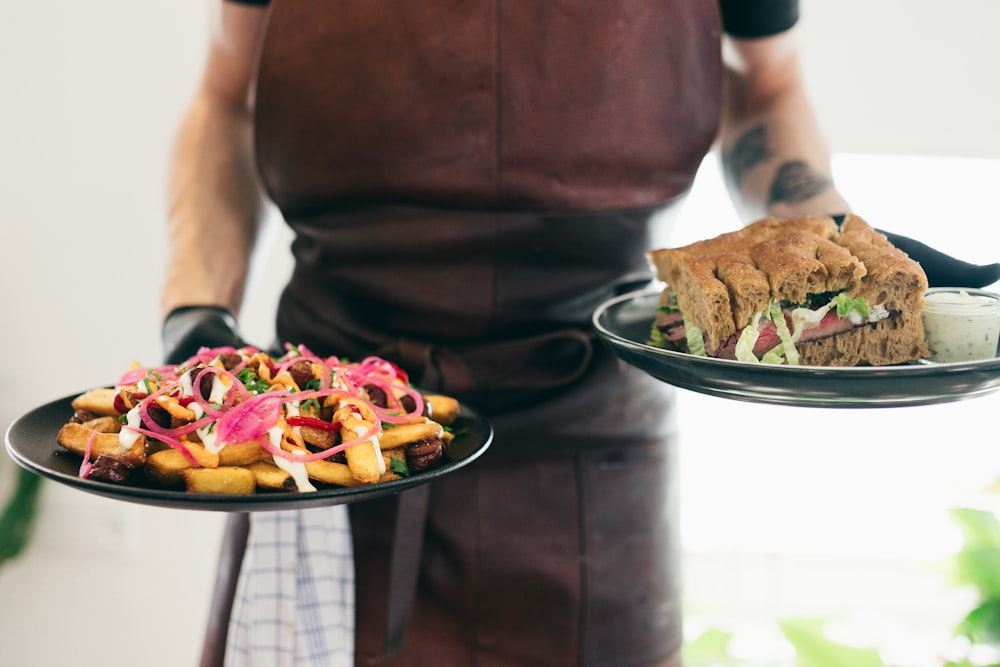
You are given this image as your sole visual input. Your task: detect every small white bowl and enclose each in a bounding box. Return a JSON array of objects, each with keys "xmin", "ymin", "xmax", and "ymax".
[{"xmin": 921, "ymin": 287, "xmax": 1000, "ymax": 362}]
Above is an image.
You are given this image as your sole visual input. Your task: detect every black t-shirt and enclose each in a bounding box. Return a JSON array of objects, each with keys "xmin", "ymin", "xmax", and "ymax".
[
  {"xmin": 719, "ymin": 0, "xmax": 798, "ymax": 37},
  {"xmin": 224, "ymin": 0, "xmax": 799, "ymax": 38}
]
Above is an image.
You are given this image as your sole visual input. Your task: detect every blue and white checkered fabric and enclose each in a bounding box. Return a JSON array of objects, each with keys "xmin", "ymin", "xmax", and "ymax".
[{"xmin": 225, "ymin": 506, "xmax": 356, "ymax": 667}]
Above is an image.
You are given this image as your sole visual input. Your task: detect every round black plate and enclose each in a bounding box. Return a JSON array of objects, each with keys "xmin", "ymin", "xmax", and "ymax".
[
  {"xmin": 5, "ymin": 392, "xmax": 493, "ymax": 511},
  {"xmin": 593, "ymin": 288, "xmax": 1000, "ymax": 408}
]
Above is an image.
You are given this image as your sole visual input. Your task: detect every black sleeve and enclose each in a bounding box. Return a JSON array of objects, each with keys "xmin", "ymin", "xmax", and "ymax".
[
  {"xmin": 225, "ymin": 1, "xmax": 795, "ymax": 32},
  {"xmin": 719, "ymin": 0, "xmax": 799, "ymax": 39},
  {"xmin": 223, "ymin": 2, "xmax": 795, "ymax": 33}
]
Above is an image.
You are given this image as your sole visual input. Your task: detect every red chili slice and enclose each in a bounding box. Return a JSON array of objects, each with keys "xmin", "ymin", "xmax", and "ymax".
[
  {"xmin": 113, "ymin": 391, "xmax": 150, "ymax": 414},
  {"xmin": 286, "ymin": 415, "xmax": 339, "ymax": 431},
  {"xmin": 387, "ymin": 361, "xmax": 409, "ymax": 386}
]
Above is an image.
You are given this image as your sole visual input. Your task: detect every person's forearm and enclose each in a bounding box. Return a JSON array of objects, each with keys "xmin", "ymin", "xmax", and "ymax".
[
  {"xmin": 161, "ymin": 93, "xmax": 264, "ymax": 319},
  {"xmin": 718, "ymin": 31, "xmax": 850, "ymax": 223}
]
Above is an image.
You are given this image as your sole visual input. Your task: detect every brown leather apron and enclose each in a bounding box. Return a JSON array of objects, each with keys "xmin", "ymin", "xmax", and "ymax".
[{"xmin": 230, "ymin": 2, "xmax": 722, "ymax": 665}]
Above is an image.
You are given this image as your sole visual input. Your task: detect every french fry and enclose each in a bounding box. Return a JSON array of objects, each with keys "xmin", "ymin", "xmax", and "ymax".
[
  {"xmin": 218, "ymin": 440, "xmax": 267, "ymax": 466},
  {"xmin": 379, "ymin": 419, "xmax": 444, "ymax": 449},
  {"xmin": 56, "ymin": 422, "xmax": 146, "ymax": 466},
  {"xmin": 182, "ymin": 466, "xmax": 257, "ymax": 494},
  {"xmin": 56, "ymin": 348, "xmax": 465, "ymax": 495},
  {"xmin": 246, "ymin": 461, "xmax": 297, "ymax": 491},
  {"xmin": 424, "ymin": 394, "xmax": 460, "ymax": 425},
  {"xmin": 144, "ymin": 448, "xmax": 192, "ymax": 487},
  {"xmin": 182, "ymin": 441, "xmax": 222, "ymax": 469},
  {"xmin": 345, "ymin": 440, "xmax": 383, "ymax": 483},
  {"xmin": 155, "ymin": 394, "xmax": 196, "ymax": 422},
  {"xmin": 81, "ymin": 416, "xmax": 121, "ymax": 433},
  {"xmin": 70, "ymin": 388, "xmax": 120, "ymax": 417},
  {"xmin": 145, "ymin": 441, "xmax": 259, "ymax": 486},
  {"xmin": 304, "ymin": 459, "xmax": 361, "ymax": 487},
  {"xmin": 337, "ymin": 409, "xmax": 383, "ymax": 484}
]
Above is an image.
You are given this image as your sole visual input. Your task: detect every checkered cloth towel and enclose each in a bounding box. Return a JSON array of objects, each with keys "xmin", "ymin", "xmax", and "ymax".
[{"xmin": 225, "ymin": 506, "xmax": 356, "ymax": 667}]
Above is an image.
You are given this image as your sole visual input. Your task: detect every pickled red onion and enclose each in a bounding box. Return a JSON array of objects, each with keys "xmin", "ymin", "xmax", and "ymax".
[
  {"xmin": 286, "ymin": 415, "xmax": 339, "ymax": 432},
  {"xmin": 79, "ymin": 429, "xmax": 98, "ymax": 478},
  {"xmin": 215, "ymin": 393, "xmax": 288, "ymax": 447},
  {"xmin": 123, "ymin": 425, "xmax": 200, "ymax": 465},
  {"xmin": 91, "ymin": 345, "xmax": 430, "ymax": 476},
  {"xmin": 265, "ymin": 420, "xmax": 380, "ymax": 463}
]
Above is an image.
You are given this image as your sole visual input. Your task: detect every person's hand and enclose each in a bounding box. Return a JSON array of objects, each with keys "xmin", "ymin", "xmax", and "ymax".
[
  {"xmin": 829, "ymin": 215, "xmax": 1000, "ymax": 288},
  {"xmin": 876, "ymin": 228, "xmax": 1000, "ymax": 289},
  {"xmin": 161, "ymin": 306, "xmax": 248, "ymax": 365}
]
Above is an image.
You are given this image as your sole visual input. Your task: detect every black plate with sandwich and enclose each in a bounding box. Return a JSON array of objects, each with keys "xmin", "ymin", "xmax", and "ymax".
[{"xmin": 594, "ymin": 215, "xmax": 1000, "ymax": 408}]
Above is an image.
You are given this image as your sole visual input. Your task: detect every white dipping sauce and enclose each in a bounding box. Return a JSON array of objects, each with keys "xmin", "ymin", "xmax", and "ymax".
[{"xmin": 921, "ymin": 288, "xmax": 1000, "ymax": 362}]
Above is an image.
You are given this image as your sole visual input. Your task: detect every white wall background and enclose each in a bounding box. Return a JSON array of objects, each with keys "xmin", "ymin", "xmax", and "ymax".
[{"xmin": 1, "ymin": 2, "xmax": 999, "ymax": 665}]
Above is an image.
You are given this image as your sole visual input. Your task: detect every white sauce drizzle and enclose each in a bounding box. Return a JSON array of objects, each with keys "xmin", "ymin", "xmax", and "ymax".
[
  {"xmin": 269, "ymin": 426, "xmax": 316, "ymax": 492},
  {"xmin": 118, "ymin": 406, "xmax": 142, "ymax": 448},
  {"xmin": 353, "ymin": 425, "xmax": 386, "ymax": 476}
]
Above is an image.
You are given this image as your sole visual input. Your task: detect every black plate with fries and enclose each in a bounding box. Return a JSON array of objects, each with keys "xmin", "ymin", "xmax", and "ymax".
[
  {"xmin": 593, "ymin": 288, "xmax": 1000, "ymax": 408},
  {"xmin": 5, "ymin": 392, "xmax": 493, "ymax": 511}
]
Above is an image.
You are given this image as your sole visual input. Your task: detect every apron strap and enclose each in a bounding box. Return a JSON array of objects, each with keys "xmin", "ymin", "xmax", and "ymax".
[
  {"xmin": 383, "ymin": 485, "xmax": 432, "ymax": 657},
  {"xmin": 199, "ymin": 512, "xmax": 250, "ymax": 667}
]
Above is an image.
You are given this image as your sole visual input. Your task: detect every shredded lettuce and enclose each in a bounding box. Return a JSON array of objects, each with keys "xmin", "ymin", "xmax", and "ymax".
[
  {"xmin": 738, "ymin": 303, "xmax": 801, "ymax": 365},
  {"xmin": 735, "ymin": 311, "xmax": 763, "ymax": 363},
  {"xmin": 657, "ymin": 302, "xmax": 681, "ymax": 315},
  {"xmin": 683, "ymin": 317, "xmax": 708, "ymax": 356},
  {"xmin": 658, "ymin": 290, "xmax": 880, "ymax": 363},
  {"xmin": 767, "ymin": 300, "xmax": 800, "ymax": 365},
  {"xmin": 760, "ymin": 347, "xmax": 786, "ymax": 364},
  {"xmin": 648, "ymin": 303, "xmax": 682, "ymax": 348},
  {"xmin": 790, "ymin": 292, "xmax": 877, "ymax": 340},
  {"xmin": 790, "ymin": 302, "xmax": 832, "ymax": 341},
  {"xmin": 832, "ymin": 292, "xmax": 870, "ymax": 320},
  {"xmin": 647, "ymin": 322, "xmax": 668, "ymax": 348}
]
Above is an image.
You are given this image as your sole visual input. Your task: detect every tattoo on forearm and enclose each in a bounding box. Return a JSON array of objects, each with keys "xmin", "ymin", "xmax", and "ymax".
[
  {"xmin": 724, "ymin": 124, "xmax": 772, "ymax": 189},
  {"xmin": 768, "ymin": 161, "xmax": 831, "ymax": 206}
]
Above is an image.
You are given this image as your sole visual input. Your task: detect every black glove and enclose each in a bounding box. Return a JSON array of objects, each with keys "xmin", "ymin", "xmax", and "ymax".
[
  {"xmin": 162, "ymin": 305, "xmax": 248, "ymax": 365},
  {"xmin": 876, "ymin": 229, "xmax": 1000, "ymax": 288},
  {"xmin": 831, "ymin": 215, "xmax": 1000, "ymax": 288}
]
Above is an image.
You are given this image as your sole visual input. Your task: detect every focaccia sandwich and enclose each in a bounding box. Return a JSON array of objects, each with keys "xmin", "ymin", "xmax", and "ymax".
[{"xmin": 647, "ymin": 214, "xmax": 929, "ymax": 366}]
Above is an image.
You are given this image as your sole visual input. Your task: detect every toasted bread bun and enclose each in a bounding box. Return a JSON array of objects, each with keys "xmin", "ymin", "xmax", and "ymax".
[{"xmin": 648, "ymin": 215, "xmax": 929, "ymax": 366}]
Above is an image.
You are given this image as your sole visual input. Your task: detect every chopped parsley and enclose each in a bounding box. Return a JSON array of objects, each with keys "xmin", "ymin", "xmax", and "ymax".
[
  {"xmin": 389, "ymin": 458, "xmax": 410, "ymax": 477},
  {"xmin": 237, "ymin": 368, "xmax": 271, "ymax": 395}
]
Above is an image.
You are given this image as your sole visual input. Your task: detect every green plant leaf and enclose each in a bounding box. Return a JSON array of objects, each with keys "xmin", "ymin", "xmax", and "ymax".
[
  {"xmin": 779, "ymin": 618, "xmax": 886, "ymax": 667},
  {"xmin": 950, "ymin": 508, "xmax": 1000, "ymax": 550},
  {"xmin": 0, "ymin": 469, "xmax": 43, "ymax": 568},
  {"xmin": 952, "ymin": 547, "xmax": 1000, "ymax": 598},
  {"xmin": 684, "ymin": 626, "xmax": 735, "ymax": 666},
  {"xmin": 957, "ymin": 599, "xmax": 1000, "ymax": 646},
  {"xmin": 948, "ymin": 509, "xmax": 1000, "ymax": 597}
]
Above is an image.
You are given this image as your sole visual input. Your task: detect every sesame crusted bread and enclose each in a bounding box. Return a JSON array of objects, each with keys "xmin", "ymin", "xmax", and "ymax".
[{"xmin": 647, "ymin": 215, "xmax": 929, "ymax": 366}]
